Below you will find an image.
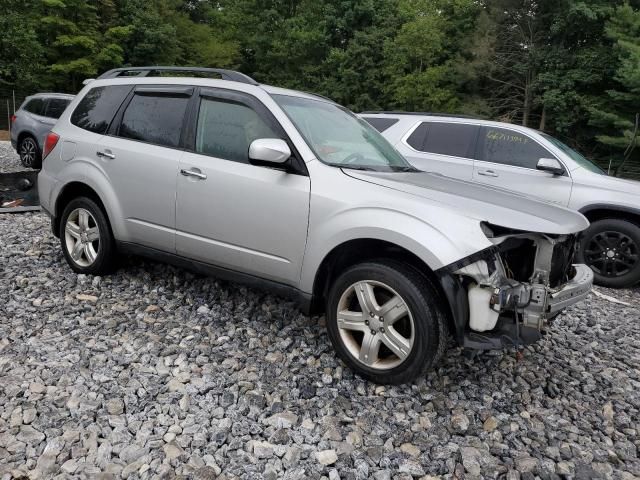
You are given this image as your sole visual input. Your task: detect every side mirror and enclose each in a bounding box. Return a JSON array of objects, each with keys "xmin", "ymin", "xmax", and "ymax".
[
  {"xmin": 537, "ymin": 157, "xmax": 565, "ymax": 176},
  {"xmin": 249, "ymin": 138, "xmax": 291, "ymax": 167}
]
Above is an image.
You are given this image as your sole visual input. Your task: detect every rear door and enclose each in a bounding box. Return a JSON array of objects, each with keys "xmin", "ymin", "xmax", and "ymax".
[
  {"xmin": 175, "ymin": 88, "xmax": 310, "ymax": 286},
  {"xmin": 473, "ymin": 126, "xmax": 572, "ymax": 205},
  {"xmin": 96, "ymin": 85, "xmax": 191, "ymax": 251},
  {"xmin": 394, "ymin": 121, "xmax": 479, "ymax": 181}
]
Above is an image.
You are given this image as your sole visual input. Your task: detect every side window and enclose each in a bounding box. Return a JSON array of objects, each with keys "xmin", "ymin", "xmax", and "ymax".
[
  {"xmin": 45, "ymin": 98, "xmax": 71, "ymax": 119},
  {"xmin": 422, "ymin": 122, "xmax": 478, "ymax": 158},
  {"xmin": 71, "ymin": 85, "xmax": 131, "ymax": 134},
  {"xmin": 24, "ymin": 98, "xmax": 45, "ymax": 116},
  {"xmin": 406, "ymin": 122, "xmax": 429, "ymax": 150},
  {"xmin": 362, "ymin": 117, "xmax": 399, "ymax": 133},
  {"xmin": 118, "ymin": 94, "xmax": 189, "ymax": 148},
  {"xmin": 480, "ymin": 127, "xmax": 552, "ymax": 169},
  {"xmin": 195, "ymin": 97, "xmax": 279, "ymax": 163}
]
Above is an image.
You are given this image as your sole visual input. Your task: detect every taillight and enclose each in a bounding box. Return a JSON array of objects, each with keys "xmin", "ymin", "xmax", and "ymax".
[
  {"xmin": 42, "ymin": 132, "xmax": 60, "ymax": 161},
  {"xmin": 10, "ymin": 114, "xmax": 16, "ymax": 124}
]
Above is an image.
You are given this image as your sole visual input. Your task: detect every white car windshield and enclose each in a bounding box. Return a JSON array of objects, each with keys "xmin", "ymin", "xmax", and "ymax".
[{"xmin": 273, "ymin": 94, "xmax": 416, "ymax": 172}]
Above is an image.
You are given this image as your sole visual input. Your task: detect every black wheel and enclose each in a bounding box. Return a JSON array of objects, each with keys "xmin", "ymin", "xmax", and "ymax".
[
  {"xmin": 19, "ymin": 135, "xmax": 41, "ymax": 169},
  {"xmin": 326, "ymin": 259, "xmax": 448, "ymax": 385},
  {"xmin": 60, "ymin": 197, "xmax": 117, "ymax": 275},
  {"xmin": 577, "ymin": 218, "xmax": 640, "ymax": 288}
]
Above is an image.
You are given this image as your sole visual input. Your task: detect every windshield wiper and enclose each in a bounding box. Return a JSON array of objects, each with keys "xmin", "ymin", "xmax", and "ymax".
[
  {"xmin": 391, "ymin": 166, "xmax": 421, "ymax": 173},
  {"xmin": 326, "ymin": 163, "xmax": 378, "ymax": 171}
]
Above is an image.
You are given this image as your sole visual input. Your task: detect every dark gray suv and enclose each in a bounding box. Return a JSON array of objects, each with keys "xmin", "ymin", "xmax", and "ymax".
[{"xmin": 10, "ymin": 93, "xmax": 74, "ymax": 169}]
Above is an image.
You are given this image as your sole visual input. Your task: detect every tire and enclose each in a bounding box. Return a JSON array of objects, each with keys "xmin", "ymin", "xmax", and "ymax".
[
  {"xmin": 576, "ymin": 218, "xmax": 640, "ymax": 288},
  {"xmin": 326, "ymin": 259, "xmax": 448, "ymax": 384},
  {"xmin": 18, "ymin": 135, "xmax": 42, "ymax": 169},
  {"xmin": 60, "ymin": 197, "xmax": 117, "ymax": 275}
]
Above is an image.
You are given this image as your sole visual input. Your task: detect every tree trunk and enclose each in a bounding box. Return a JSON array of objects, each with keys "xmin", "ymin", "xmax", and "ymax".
[{"xmin": 539, "ymin": 104, "xmax": 547, "ymax": 131}]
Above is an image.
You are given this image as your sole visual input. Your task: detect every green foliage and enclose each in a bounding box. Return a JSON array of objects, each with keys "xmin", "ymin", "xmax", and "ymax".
[{"xmin": 1, "ymin": 0, "xmax": 640, "ymax": 171}]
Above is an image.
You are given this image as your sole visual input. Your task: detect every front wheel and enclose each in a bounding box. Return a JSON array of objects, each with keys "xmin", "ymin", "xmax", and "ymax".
[
  {"xmin": 577, "ymin": 218, "xmax": 640, "ymax": 288},
  {"xmin": 326, "ymin": 260, "xmax": 448, "ymax": 384}
]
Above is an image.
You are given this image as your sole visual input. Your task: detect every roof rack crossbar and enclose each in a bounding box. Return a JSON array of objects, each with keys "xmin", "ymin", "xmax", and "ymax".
[{"xmin": 96, "ymin": 66, "xmax": 259, "ymax": 86}]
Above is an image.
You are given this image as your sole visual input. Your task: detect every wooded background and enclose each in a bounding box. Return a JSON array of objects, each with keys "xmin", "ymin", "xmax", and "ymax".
[{"xmin": 2, "ymin": 0, "xmax": 640, "ymax": 173}]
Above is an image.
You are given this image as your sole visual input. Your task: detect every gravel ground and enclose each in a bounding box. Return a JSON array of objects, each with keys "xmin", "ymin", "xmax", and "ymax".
[
  {"xmin": 0, "ymin": 146, "xmax": 639, "ymax": 479},
  {"xmin": 0, "ymin": 142, "xmax": 25, "ymax": 173}
]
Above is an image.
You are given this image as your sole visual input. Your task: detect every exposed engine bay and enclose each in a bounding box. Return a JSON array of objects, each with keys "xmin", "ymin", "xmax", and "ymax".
[{"xmin": 450, "ymin": 222, "xmax": 593, "ymax": 351}]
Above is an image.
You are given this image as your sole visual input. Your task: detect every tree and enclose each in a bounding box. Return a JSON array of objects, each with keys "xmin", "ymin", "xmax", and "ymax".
[
  {"xmin": 0, "ymin": 0, "xmax": 44, "ymax": 90},
  {"xmin": 590, "ymin": 2, "xmax": 640, "ymax": 166}
]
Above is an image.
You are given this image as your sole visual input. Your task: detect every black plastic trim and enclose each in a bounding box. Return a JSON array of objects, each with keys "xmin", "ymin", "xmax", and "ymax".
[
  {"xmin": 437, "ymin": 273, "xmax": 469, "ymax": 345},
  {"xmin": 579, "ymin": 203, "xmax": 640, "ymax": 218},
  {"xmin": 116, "ymin": 241, "xmax": 313, "ymax": 314},
  {"xmin": 437, "ymin": 246, "xmax": 499, "ymax": 275}
]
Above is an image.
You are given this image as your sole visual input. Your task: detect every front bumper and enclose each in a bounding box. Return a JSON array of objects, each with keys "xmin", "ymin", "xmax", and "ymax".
[{"xmin": 547, "ymin": 264, "xmax": 593, "ymax": 314}]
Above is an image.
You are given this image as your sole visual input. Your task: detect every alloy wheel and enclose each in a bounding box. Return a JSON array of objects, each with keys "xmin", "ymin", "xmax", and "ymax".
[
  {"xmin": 64, "ymin": 208, "xmax": 101, "ymax": 268},
  {"xmin": 584, "ymin": 230, "xmax": 639, "ymax": 278},
  {"xmin": 20, "ymin": 138, "xmax": 37, "ymax": 167},
  {"xmin": 336, "ymin": 280, "xmax": 414, "ymax": 370}
]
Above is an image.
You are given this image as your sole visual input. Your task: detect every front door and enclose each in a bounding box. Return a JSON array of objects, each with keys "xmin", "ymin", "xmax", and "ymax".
[
  {"xmin": 175, "ymin": 89, "xmax": 310, "ymax": 286},
  {"xmin": 473, "ymin": 126, "xmax": 572, "ymax": 205}
]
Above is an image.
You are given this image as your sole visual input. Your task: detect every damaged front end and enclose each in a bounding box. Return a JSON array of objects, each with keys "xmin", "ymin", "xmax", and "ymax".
[{"xmin": 440, "ymin": 223, "xmax": 593, "ymax": 352}]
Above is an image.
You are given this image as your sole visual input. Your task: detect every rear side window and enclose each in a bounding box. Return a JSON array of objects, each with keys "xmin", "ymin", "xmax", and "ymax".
[
  {"xmin": 422, "ymin": 122, "xmax": 478, "ymax": 158},
  {"xmin": 71, "ymin": 85, "xmax": 131, "ymax": 134},
  {"xmin": 24, "ymin": 98, "xmax": 45, "ymax": 116},
  {"xmin": 195, "ymin": 98, "xmax": 279, "ymax": 163},
  {"xmin": 362, "ymin": 117, "xmax": 399, "ymax": 133},
  {"xmin": 479, "ymin": 127, "xmax": 552, "ymax": 169},
  {"xmin": 118, "ymin": 94, "xmax": 189, "ymax": 148},
  {"xmin": 45, "ymin": 98, "xmax": 71, "ymax": 119},
  {"xmin": 406, "ymin": 122, "xmax": 429, "ymax": 150}
]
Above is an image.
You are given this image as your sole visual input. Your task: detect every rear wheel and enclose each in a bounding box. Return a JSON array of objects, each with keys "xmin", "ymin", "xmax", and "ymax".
[
  {"xmin": 19, "ymin": 135, "xmax": 41, "ymax": 169},
  {"xmin": 326, "ymin": 260, "xmax": 447, "ymax": 384},
  {"xmin": 577, "ymin": 218, "xmax": 640, "ymax": 288},
  {"xmin": 60, "ymin": 197, "xmax": 117, "ymax": 275}
]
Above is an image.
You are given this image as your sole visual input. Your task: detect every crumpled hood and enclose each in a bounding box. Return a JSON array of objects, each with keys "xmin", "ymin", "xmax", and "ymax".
[{"xmin": 344, "ymin": 170, "xmax": 590, "ymax": 235}]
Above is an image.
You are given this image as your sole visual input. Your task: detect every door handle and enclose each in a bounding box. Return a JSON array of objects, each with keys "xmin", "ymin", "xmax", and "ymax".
[
  {"xmin": 478, "ymin": 169, "xmax": 499, "ymax": 177},
  {"xmin": 180, "ymin": 168, "xmax": 207, "ymax": 180},
  {"xmin": 96, "ymin": 150, "xmax": 115, "ymax": 160}
]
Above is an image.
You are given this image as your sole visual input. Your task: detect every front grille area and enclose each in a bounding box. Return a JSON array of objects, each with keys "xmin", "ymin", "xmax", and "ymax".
[
  {"xmin": 549, "ymin": 235, "xmax": 578, "ymax": 287},
  {"xmin": 498, "ymin": 234, "xmax": 578, "ymax": 287}
]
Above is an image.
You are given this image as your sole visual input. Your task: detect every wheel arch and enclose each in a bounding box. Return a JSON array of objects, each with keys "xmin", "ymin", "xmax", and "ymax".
[
  {"xmin": 308, "ymin": 238, "xmax": 462, "ymax": 342},
  {"xmin": 53, "ymin": 182, "xmax": 112, "ymax": 238},
  {"xmin": 579, "ymin": 204, "xmax": 640, "ymax": 227}
]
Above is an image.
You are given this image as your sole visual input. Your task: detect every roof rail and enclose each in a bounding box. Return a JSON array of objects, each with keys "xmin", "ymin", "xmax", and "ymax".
[
  {"xmin": 96, "ymin": 66, "xmax": 259, "ymax": 86},
  {"xmin": 360, "ymin": 111, "xmax": 483, "ymax": 120}
]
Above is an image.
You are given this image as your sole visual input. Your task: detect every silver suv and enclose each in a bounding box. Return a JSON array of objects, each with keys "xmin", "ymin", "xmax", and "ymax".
[
  {"xmin": 39, "ymin": 67, "xmax": 593, "ymax": 384},
  {"xmin": 361, "ymin": 112, "xmax": 640, "ymax": 289},
  {"xmin": 11, "ymin": 93, "xmax": 74, "ymax": 169}
]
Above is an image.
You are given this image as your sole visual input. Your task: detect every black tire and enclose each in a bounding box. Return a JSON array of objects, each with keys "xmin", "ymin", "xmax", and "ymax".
[
  {"xmin": 60, "ymin": 197, "xmax": 117, "ymax": 275},
  {"xmin": 326, "ymin": 259, "xmax": 448, "ymax": 384},
  {"xmin": 18, "ymin": 135, "xmax": 42, "ymax": 169},
  {"xmin": 576, "ymin": 218, "xmax": 640, "ymax": 288}
]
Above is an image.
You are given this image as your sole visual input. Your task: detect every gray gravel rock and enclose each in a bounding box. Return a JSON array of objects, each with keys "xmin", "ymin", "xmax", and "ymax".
[
  {"xmin": 0, "ymin": 141, "xmax": 30, "ymax": 173},
  {"xmin": 0, "ymin": 146, "xmax": 639, "ymax": 478}
]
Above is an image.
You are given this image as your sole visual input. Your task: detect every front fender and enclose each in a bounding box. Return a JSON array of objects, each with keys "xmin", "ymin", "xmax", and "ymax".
[{"xmin": 299, "ymin": 206, "xmax": 492, "ymax": 293}]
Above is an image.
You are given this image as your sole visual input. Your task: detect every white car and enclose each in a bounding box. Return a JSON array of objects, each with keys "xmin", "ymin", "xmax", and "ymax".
[{"xmin": 361, "ymin": 112, "xmax": 640, "ymax": 288}]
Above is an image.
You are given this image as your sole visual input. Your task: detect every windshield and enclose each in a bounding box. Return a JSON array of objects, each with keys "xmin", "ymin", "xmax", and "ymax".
[
  {"xmin": 273, "ymin": 94, "xmax": 415, "ymax": 172},
  {"xmin": 541, "ymin": 133, "xmax": 605, "ymax": 174}
]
